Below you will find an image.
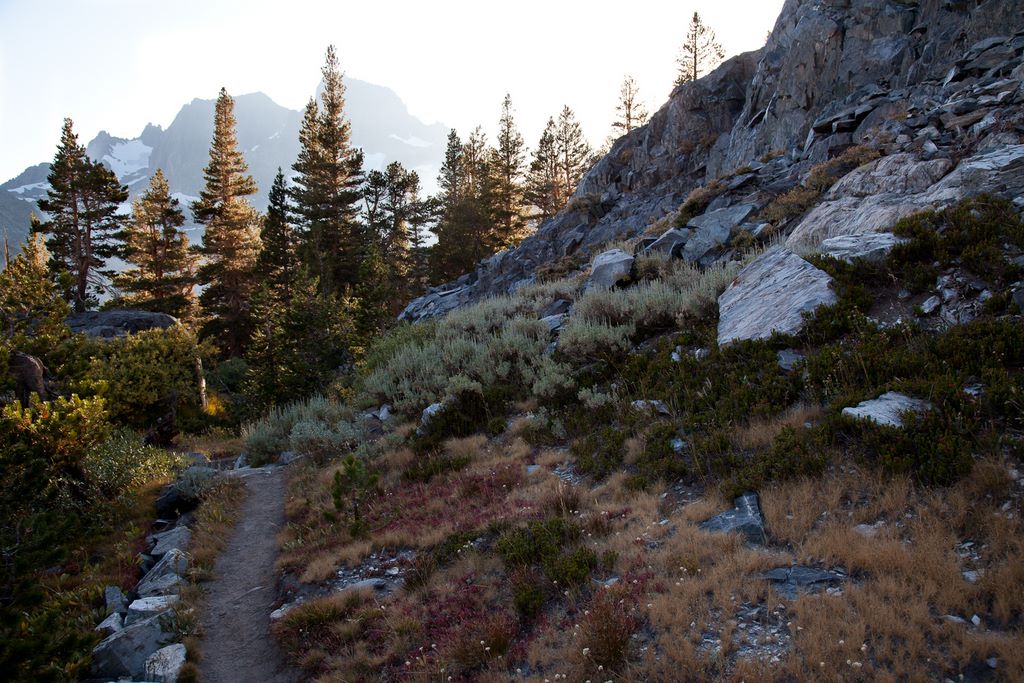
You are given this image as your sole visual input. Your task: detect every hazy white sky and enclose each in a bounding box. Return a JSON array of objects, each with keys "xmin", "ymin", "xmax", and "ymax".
[{"xmin": 0, "ymin": 0, "xmax": 784, "ymax": 182}]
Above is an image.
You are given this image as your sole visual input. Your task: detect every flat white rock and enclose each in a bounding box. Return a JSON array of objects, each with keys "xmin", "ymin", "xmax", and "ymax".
[{"xmin": 841, "ymin": 391, "xmax": 932, "ymax": 428}]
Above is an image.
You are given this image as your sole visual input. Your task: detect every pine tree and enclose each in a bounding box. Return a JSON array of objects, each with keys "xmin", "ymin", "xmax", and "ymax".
[
  {"xmin": 290, "ymin": 45, "xmax": 365, "ymax": 295},
  {"xmin": 0, "ymin": 233, "xmax": 70, "ymax": 356},
  {"xmin": 612, "ymin": 75, "xmax": 649, "ymax": 136},
  {"xmin": 431, "ymin": 129, "xmax": 488, "ymax": 282},
  {"xmin": 192, "ymin": 87, "xmax": 261, "ymax": 357},
  {"xmin": 115, "ymin": 169, "xmax": 196, "ymax": 317},
  {"xmin": 34, "ymin": 118, "xmax": 128, "ymax": 312},
  {"xmin": 254, "ymin": 169, "xmax": 298, "ymax": 306},
  {"xmin": 554, "ymin": 106, "xmax": 592, "ymax": 199},
  {"xmin": 407, "ymin": 193, "xmax": 436, "ymax": 296},
  {"xmin": 525, "ymin": 117, "xmax": 564, "ymax": 222},
  {"xmin": 352, "ymin": 243, "xmax": 394, "ymax": 340},
  {"xmin": 675, "ymin": 12, "xmax": 725, "ymax": 86},
  {"xmin": 242, "ymin": 275, "xmax": 355, "ymax": 412},
  {"xmin": 488, "ymin": 94, "xmax": 528, "ymax": 249}
]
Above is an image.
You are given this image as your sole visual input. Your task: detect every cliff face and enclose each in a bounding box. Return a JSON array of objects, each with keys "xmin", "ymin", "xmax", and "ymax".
[{"xmin": 402, "ymin": 0, "xmax": 1024, "ymax": 320}]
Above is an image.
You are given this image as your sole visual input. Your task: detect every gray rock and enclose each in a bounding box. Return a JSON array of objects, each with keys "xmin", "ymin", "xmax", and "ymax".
[
  {"xmin": 66, "ymin": 310, "xmax": 177, "ymax": 338},
  {"xmin": 682, "ymin": 204, "xmax": 755, "ymax": 262},
  {"xmin": 144, "ymin": 643, "xmax": 187, "ymax": 683},
  {"xmin": 841, "ymin": 391, "xmax": 933, "ymax": 428},
  {"xmin": 105, "ymin": 585, "xmax": 128, "ymax": 615},
  {"xmin": 920, "ymin": 295, "xmax": 942, "ymax": 314},
  {"xmin": 645, "ymin": 228, "xmax": 690, "ymax": 257},
  {"xmin": 587, "ymin": 249, "xmax": 634, "ymax": 289},
  {"xmin": 630, "ymin": 399, "xmax": 672, "ymax": 416},
  {"xmin": 776, "ymin": 349, "xmax": 805, "ymax": 372},
  {"xmin": 853, "ymin": 521, "xmax": 885, "ymax": 538},
  {"xmin": 539, "ymin": 299, "xmax": 572, "ymax": 318},
  {"xmin": 540, "ymin": 313, "xmax": 568, "ymax": 335},
  {"xmin": 717, "ymin": 247, "xmax": 836, "ymax": 345},
  {"xmin": 95, "ymin": 611, "xmax": 124, "ymax": 635},
  {"xmin": 820, "ymin": 232, "xmax": 906, "ymax": 263},
  {"xmin": 150, "ymin": 526, "xmax": 191, "ymax": 557},
  {"xmin": 373, "ymin": 404, "xmax": 393, "ymax": 422},
  {"xmin": 1012, "ymin": 286, "xmax": 1024, "ymax": 313},
  {"xmin": 233, "ymin": 452, "xmax": 249, "ymax": 470},
  {"xmin": 91, "ymin": 610, "xmax": 176, "ymax": 679},
  {"xmin": 760, "ymin": 565, "xmax": 846, "ymax": 599},
  {"xmin": 136, "ymin": 548, "xmax": 188, "ymax": 598},
  {"xmin": 126, "ymin": 596, "xmax": 179, "ymax": 626},
  {"xmin": 699, "ymin": 492, "xmax": 766, "ymax": 544}
]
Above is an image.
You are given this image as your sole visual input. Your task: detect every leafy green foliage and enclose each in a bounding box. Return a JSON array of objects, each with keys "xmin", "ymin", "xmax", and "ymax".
[
  {"xmin": 496, "ymin": 517, "xmax": 595, "ymax": 589},
  {"xmin": 81, "ymin": 325, "xmax": 201, "ymax": 428}
]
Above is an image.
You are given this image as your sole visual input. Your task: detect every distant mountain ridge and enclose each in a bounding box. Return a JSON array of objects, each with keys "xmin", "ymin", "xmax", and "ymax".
[{"xmin": 1, "ymin": 79, "xmax": 448, "ymax": 253}]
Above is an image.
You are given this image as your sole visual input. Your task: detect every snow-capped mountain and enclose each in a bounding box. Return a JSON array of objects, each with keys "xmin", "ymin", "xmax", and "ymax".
[{"xmin": 1, "ymin": 79, "xmax": 448, "ymax": 253}]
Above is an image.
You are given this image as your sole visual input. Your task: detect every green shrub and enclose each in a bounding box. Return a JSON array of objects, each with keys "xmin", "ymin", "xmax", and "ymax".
[
  {"xmin": 81, "ymin": 325, "xmax": 202, "ymax": 429},
  {"xmin": 243, "ymin": 395, "xmax": 358, "ymax": 466},
  {"xmin": 83, "ymin": 430, "xmax": 184, "ymax": 502},
  {"xmin": 572, "ymin": 426, "xmax": 627, "ymax": 478}
]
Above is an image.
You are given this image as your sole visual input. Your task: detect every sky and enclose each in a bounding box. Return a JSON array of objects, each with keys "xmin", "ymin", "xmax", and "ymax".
[{"xmin": 0, "ymin": 0, "xmax": 785, "ymax": 183}]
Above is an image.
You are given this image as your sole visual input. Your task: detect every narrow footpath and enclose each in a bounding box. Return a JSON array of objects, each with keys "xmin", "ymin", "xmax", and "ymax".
[{"xmin": 199, "ymin": 466, "xmax": 297, "ymax": 683}]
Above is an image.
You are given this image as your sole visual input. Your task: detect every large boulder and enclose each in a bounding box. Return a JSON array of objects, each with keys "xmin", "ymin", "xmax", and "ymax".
[
  {"xmin": 587, "ymin": 249, "xmax": 634, "ymax": 289},
  {"xmin": 145, "ymin": 643, "xmax": 187, "ymax": 683},
  {"xmin": 154, "ymin": 465, "xmax": 218, "ymax": 519},
  {"xmin": 645, "ymin": 228, "xmax": 690, "ymax": 257},
  {"xmin": 91, "ymin": 610, "xmax": 176, "ymax": 679},
  {"xmin": 150, "ymin": 526, "xmax": 191, "ymax": 557},
  {"xmin": 65, "ymin": 309, "xmax": 177, "ymax": 338},
  {"xmin": 125, "ymin": 595, "xmax": 179, "ymax": 626},
  {"xmin": 841, "ymin": 391, "xmax": 933, "ymax": 428},
  {"xmin": 136, "ymin": 548, "xmax": 188, "ymax": 597},
  {"xmin": 681, "ymin": 204, "xmax": 756, "ymax": 262},
  {"xmin": 788, "ymin": 146, "xmax": 1024, "ymax": 250},
  {"xmin": 717, "ymin": 247, "xmax": 836, "ymax": 346},
  {"xmin": 821, "ymin": 232, "xmax": 906, "ymax": 263}
]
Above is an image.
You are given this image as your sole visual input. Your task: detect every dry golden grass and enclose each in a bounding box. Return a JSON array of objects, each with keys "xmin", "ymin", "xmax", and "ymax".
[
  {"xmin": 443, "ymin": 433, "xmax": 489, "ymax": 460},
  {"xmin": 187, "ymin": 477, "xmax": 247, "ymax": 579},
  {"xmin": 729, "ymin": 403, "xmax": 823, "ymax": 451}
]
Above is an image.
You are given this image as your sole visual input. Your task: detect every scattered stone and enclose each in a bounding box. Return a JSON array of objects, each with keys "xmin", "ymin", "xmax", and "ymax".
[
  {"xmin": 144, "ymin": 643, "xmax": 187, "ymax": 683},
  {"xmin": 645, "ymin": 227, "xmax": 691, "ymax": 257},
  {"xmin": 760, "ymin": 566, "xmax": 846, "ymax": 599},
  {"xmin": 853, "ymin": 520, "xmax": 885, "ymax": 538},
  {"xmin": 776, "ymin": 349, "xmax": 804, "ymax": 372},
  {"xmin": 95, "ymin": 611, "xmax": 124, "ymax": 635},
  {"xmin": 920, "ymin": 295, "xmax": 941, "ymax": 314},
  {"xmin": 126, "ymin": 595, "xmax": 179, "ymax": 626},
  {"xmin": 971, "ymin": 614, "xmax": 982, "ymax": 626},
  {"xmin": 962, "ymin": 570, "xmax": 981, "ymax": 584},
  {"xmin": 987, "ymin": 657, "xmax": 998, "ymax": 669},
  {"xmin": 841, "ymin": 391, "xmax": 933, "ymax": 428},
  {"xmin": 670, "ymin": 437, "xmax": 687, "ymax": 454},
  {"xmin": 233, "ymin": 452, "xmax": 249, "ymax": 470},
  {"xmin": 105, "ymin": 585, "xmax": 128, "ymax": 615},
  {"xmin": 587, "ymin": 249, "xmax": 634, "ymax": 289},
  {"xmin": 136, "ymin": 548, "xmax": 188, "ymax": 598},
  {"xmin": 682, "ymin": 204, "xmax": 756, "ymax": 262},
  {"xmin": 277, "ymin": 450, "xmax": 303, "ymax": 465},
  {"xmin": 718, "ymin": 247, "xmax": 836, "ymax": 345},
  {"xmin": 699, "ymin": 492, "xmax": 766, "ymax": 544},
  {"xmin": 417, "ymin": 401, "xmax": 446, "ymax": 436},
  {"xmin": 539, "ymin": 299, "xmax": 572, "ymax": 318},
  {"xmin": 150, "ymin": 526, "xmax": 191, "ymax": 557},
  {"xmin": 526, "ymin": 464, "xmax": 541, "ymax": 476},
  {"xmin": 671, "ymin": 345, "xmax": 683, "ymax": 362},
  {"xmin": 91, "ymin": 611, "xmax": 176, "ymax": 679},
  {"xmin": 820, "ymin": 232, "xmax": 906, "ymax": 263},
  {"xmin": 963, "ymin": 383, "xmax": 985, "ymax": 398},
  {"xmin": 540, "ymin": 313, "xmax": 568, "ymax": 335},
  {"xmin": 630, "ymin": 399, "xmax": 672, "ymax": 416}
]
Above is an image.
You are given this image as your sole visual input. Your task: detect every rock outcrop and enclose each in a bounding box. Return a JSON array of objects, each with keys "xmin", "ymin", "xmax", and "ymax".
[
  {"xmin": 717, "ymin": 247, "xmax": 836, "ymax": 346},
  {"xmin": 400, "ymin": 2, "xmax": 1024, "ymax": 321},
  {"xmin": 66, "ymin": 309, "xmax": 177, "ymax": 338}
]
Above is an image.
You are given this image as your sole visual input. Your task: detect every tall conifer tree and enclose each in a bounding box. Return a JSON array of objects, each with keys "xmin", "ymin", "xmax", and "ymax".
[
  {"xmin": 34, "ymin": 118, "xmax": 128, "ymax": 311},
  {"xmin": 612, "ymin": 76, "xmax": 649, "ymax": 136},
  {"xmin": 489, "ymin": 94, "xmax": 528, "ymax": 249},
  {"xmin": 255, "ymin": 169, "xmax": 297, "ymax": 306},
  {"xmin": 554, "ymin": 106, "xmax": 592, "ymax": 201},
  {"xmin": 115, "ymin": 169, "xmax": 196, "ymax": 316},
  {"xmin": 675, "ymin": 12, "xmax": 725, "ymax": 86},
  {"xmin": 192, "ymin": 88, "xmax": 261, "ymax": 357},
  {"xmin": 526, "ymin": 118, "xmax": 564, "ymax": 223},
  {"xmin": 290, "ymin": 45, "xmax": 365, "ymax": 295}
]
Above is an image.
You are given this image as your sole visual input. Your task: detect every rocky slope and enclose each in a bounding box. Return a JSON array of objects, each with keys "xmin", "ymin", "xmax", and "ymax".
[{"xmin": 401, "ymin": 0, "xmax": 1024, "ymax": 320}]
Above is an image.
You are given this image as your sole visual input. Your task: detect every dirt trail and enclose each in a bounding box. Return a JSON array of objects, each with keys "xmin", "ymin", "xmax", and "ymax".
[{"xmin": 199, "ymin": 467, "xmax": 297, "ymax": 683}]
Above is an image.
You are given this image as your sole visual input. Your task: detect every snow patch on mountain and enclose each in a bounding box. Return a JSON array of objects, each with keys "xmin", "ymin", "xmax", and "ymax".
[{"xmin": 102, "ymin": 139, "xmax": 153, "ymax": 177}]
